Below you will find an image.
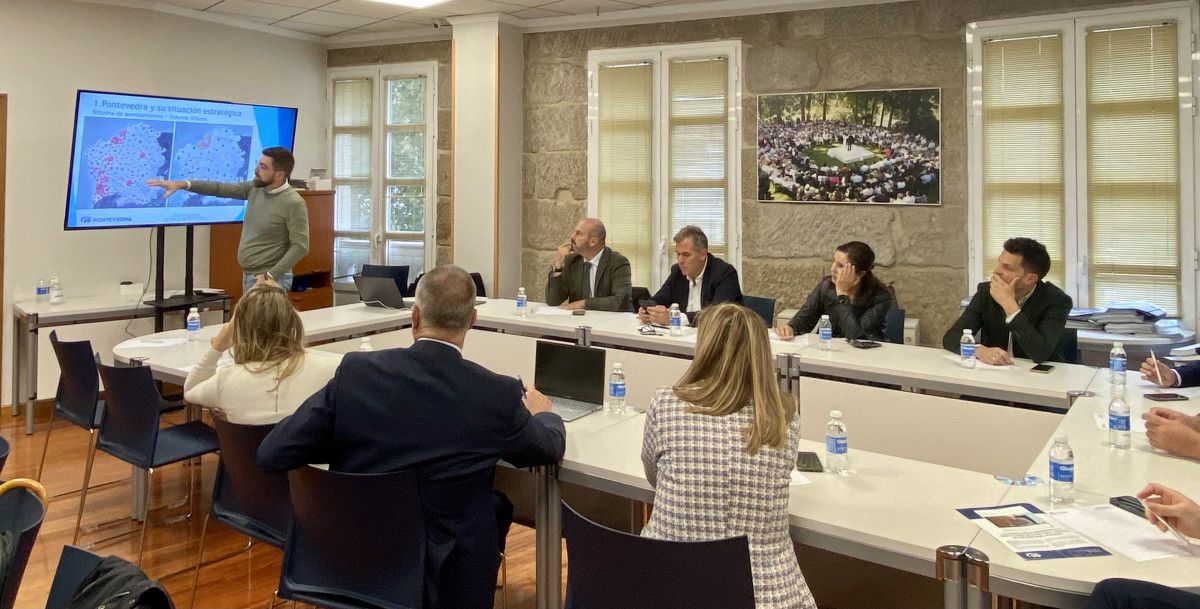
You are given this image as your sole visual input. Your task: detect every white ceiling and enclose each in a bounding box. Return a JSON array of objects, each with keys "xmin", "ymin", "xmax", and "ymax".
[
  {"xmin": 81, "ymin": 0, "xmax": 900, "ymax": 45},
  {"xmin": 155, "ymin": 0, "xmax": 693, "ymax": 37}
]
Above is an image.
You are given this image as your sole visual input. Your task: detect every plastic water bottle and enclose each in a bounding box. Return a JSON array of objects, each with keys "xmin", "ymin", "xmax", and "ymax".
[
  {"xmin": 359, "ymin": 336, "xmax": 374, "ymax": 352},
  {"xmin": 817, "ymin": 315, "xmax": 833, "ymax": 351},
  {"xmin": 825, "ymin": 410, "xmax": 849, "ymax": 474},
  {"xmin": 1108, "ymin": 396, "xmax": 1130, "ymax": 449},
  {"xmin": 49, "ymin": 276, "xmax": 64, "ymax": 305},
  {"xmin": 35, "ymin": 279, "xmax": 49, "ymax": 303},
  {"xmin": 185, "ymin": 307, "xmax": 201, "ymax": 341},
  {"xmin": 516, "ymin": 287, "xmax": 528, "ymax": 317},
  {"xmin": 1049, "ymin": 435, "xmax": 1074, "ymax": 504},
  {"xmin": 1109, "ymin": 342, "xmax": 1126, "ymax": 397},
  {"xmin": 959, "ymin": 329, "xmax": 976, "ymax": 369},
  {"xmin": 608, "ymin": 363, "xmax": 626, "ymax": 414},
  {"xmin": 668, "ymin": 304, "xmax": 682, "ymax": 336}
]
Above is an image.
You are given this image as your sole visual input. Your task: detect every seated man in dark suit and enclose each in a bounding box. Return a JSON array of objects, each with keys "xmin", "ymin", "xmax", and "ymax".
[
  {"xmin": 258, "ymin": 265, "xmax": 565, "ymax": 609},
  {"xmin": 638, "ymin": 225, "xmax": 742, "ymax": 326},
  {"xmin": 545, "ymin": 217, "xmax": 632, "ymax": 312},
  {"xmin": 942, "ymin": 237, "xmax": 1072, "ymax": 364}
]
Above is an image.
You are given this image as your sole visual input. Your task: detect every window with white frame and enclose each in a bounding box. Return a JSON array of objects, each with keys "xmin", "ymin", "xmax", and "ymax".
[
  {"xmin": 968, "ymin": 2, "xmax": 1197, "ymax": 324},
  {"xmin": 329, "ymin": 62, "xmax": 437, "ymax": 285},
  {"xmin": 587, "ymin": 42, "xmax": 742, "ymax": 290}
]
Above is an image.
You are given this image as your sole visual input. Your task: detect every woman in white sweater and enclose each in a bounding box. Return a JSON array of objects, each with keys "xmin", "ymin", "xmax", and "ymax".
[{"xmin": 184, "ymin": 282, "xmax": 341, "ymax": 425}]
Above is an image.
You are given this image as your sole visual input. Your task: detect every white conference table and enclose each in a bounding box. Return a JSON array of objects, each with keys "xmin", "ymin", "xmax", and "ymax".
[
  {"xmin": 109, "ymin": 299, "xmax": 1167, "ymax": 609},
  {"xmin": 974, "ymin": 372, "xmax": 1200, "ymax": 607},
  {"xmin": 474, "ymin": 299, "xmax": 1099, "ymax": 411},
  {"xmin": 11, "ymin": 294, "xmax": 232, "ymax": 434}
]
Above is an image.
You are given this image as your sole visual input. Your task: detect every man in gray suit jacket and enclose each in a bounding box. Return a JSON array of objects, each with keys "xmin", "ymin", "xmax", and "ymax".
[{"xmin": 545, "ymin": 218, "xmax": 633, "ymax": 312}]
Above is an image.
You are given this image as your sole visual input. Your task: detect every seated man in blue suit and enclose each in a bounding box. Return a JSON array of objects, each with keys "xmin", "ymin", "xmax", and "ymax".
[
  {"xmin": 638, "ymin": 225, "xmax": 742, "ymax": 326},
  {"xmin": 1139, "ymin": 358, "xmax": 1200, "ymax": 459},
  {"xmin": 258, "ymin": 264, "xmax": 566, "ymax": 609}
]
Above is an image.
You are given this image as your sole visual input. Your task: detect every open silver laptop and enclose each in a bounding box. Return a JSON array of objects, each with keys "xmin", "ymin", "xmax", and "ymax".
[
  {"xmin": 534, "ymin": 341, "xmax": 606, "ymax": 422},
  {"xmin": 353, "ymin": 275, "xmax": 408, "ymax": 309}
]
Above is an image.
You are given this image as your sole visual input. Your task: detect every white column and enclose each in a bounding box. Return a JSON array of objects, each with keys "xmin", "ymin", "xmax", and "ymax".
[{"xmin": 449, "ymin": 14, "xmax": 523, "ymax": 299}]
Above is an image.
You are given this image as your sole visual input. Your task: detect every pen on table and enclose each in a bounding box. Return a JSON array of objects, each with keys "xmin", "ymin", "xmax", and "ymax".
[{"xmin": 1150, "ymin": 351, "xmax": 1166, "ymax": 388}]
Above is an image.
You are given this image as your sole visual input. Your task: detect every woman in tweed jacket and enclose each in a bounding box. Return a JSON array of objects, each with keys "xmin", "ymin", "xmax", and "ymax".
[{"xmin": 641, "ymin": 302, "xmax": 816, "ymax": 609}]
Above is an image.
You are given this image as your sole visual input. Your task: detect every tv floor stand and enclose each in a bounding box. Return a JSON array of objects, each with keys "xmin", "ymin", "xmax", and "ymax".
[{"xmin": 143, "ymin": 225, "xmax": 230, "ymax": 332}]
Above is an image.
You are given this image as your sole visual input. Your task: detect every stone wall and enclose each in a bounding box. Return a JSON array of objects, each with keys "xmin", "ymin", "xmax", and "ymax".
[
  {"xmin": 328, "ymin": 41, "xmax": 454, "ymax": 266},
  {"xmin": 521, "ymin": 0, "xmax": 1153, "ymax": 344}
]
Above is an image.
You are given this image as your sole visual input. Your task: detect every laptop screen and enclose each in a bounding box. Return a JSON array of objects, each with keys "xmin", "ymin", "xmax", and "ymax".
[{"xmin": 534, "ymin": 341, "xmax": 606, "ymax": 404}]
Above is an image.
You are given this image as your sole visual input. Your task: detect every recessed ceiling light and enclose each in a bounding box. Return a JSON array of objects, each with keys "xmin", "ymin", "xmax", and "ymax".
[{"xmin": 367, "ymin": 0, "xmax": 453, "ymax": 8}]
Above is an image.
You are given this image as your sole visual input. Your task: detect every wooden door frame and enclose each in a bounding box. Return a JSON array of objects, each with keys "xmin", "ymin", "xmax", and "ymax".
[{"xmin": 1, "ymin": 94, "xmax": 7, "ymax": 385}]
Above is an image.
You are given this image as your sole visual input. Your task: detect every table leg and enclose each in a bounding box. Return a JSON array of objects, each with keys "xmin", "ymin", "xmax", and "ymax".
[
  {"xmin": 10, "ymin": 313, "xmax": 21, "ymax": 418},
  {"xmin": 24, "ymin": 321, "xmax": 38, "ymax": 435},
  {"xmin": 534, "ymin": 464, "xmax": 562, "ymax": 609}
]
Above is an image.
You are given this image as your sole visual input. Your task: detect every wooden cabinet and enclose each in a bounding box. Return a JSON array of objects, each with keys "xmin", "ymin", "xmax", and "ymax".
[{"xmin": 208, "ymin": 190, "xmax": 333, "ymax": 310}]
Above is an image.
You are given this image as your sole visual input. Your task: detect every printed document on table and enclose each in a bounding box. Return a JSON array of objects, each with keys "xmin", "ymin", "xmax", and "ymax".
[
  {"xmin": 1051, "ymin": 504, "xmax": 1197, "ymax": 561},
  {"xmin": 958, "ymin": 503, "xmax": 1110, "ymax": 560}
]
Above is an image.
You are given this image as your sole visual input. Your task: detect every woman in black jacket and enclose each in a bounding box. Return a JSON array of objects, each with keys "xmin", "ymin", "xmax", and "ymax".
[{"xmin": 775, "ymin": 241, "xmax": 894, "ymax": 341}]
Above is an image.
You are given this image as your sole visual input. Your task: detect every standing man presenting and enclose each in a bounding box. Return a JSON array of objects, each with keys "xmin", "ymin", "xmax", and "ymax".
[
  {"xmin": 545, "ymin": 218, "xmax": 632, "ymax": 312},
  {"xmin": 147, "ymin": 147, "xmax": 309, "ymax": 293}
]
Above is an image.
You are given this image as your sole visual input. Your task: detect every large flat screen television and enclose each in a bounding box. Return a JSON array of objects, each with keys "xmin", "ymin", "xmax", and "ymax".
[{"xmin": 64, "ymin": 90, "xmax": 298, "ymax": 230}]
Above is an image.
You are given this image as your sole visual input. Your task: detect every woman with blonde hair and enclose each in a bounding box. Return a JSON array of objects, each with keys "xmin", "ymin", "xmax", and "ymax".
[
  {"xmin": 184, "ymin": 282, "xmax": 341, "ymax": 424},
  {"xmin": 641, "ymin": 302, "xmax": 815, "ymax": 609}
]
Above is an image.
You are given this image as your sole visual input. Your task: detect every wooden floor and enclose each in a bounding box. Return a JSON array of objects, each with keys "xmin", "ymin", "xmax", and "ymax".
[{"xmin": 2, "ymin": 405, "xmax": 549, "ymax": 608}]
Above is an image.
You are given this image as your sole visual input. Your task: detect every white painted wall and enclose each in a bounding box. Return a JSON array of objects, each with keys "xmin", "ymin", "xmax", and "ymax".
[{"xmin": 0, "ymin": 0, "xmax": 328, "ymax": 403}]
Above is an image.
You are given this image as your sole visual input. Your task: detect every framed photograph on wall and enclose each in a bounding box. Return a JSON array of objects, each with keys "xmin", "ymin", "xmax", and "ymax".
[{"xmin": 757, "ymin": 88, "xmax": 941, "ymax": 206}]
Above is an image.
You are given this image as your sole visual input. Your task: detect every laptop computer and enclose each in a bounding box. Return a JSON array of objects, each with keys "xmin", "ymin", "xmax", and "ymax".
[
  {"xmin": 353, "ymin": 275, "xmax": 408, "ymax": 309},
  {"xmin": 534, "ymin": 341, "xmax": 606, "ymax": 422}
]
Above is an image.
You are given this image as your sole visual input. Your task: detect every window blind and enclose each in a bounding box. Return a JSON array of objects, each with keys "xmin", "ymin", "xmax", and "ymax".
[
  {"xmin": 333, "ymin": 78, "xmax": 372, "ymax": 233},
  {"xmin": 1086, "ymin": 22, "xmax": 1180, "ymax": 314},
  {"xmin": 596, "ymin": 63, "xmax": 654, "ymax": 288},
  {"xmin": 669, "ymin": 57, "xmax": 728, "ymax": 258},
  {"xmin": 981, "ymin": 35, "xmax": 1065, "ymax": 287}
]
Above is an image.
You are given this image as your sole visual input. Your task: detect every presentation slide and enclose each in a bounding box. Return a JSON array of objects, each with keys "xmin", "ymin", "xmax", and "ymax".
[{"xmin": 64, "ymin": 90, "xmax": 297, "ymax": 230}]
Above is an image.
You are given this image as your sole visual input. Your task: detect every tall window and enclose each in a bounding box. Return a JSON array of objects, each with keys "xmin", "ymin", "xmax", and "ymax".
[
  {"xmin": 329, "ymin": 62, "xmax": 437, "ymax": 284},
  {"xmin": 588, "ymin": 42, "xmax": 741, "ymax": 289},
  {"xmin": 968, "ymin": 3, "xmax": 1195, "ymax": 322}
]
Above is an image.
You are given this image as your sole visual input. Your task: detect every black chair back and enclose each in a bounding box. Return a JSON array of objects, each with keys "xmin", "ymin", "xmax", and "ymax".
[
  {"xmin": 561, "ymin": 501, "xmax": 755, "ymax": 609},
  {"xmin": 279, "ymin": 467, "xmax": 425, "ymax": 609},
  {"xmin": 0, "ymin": 481, "xmax": 47, "ymax": 609},
  {"xmin": 95, "ymin": 364, "xmax": 163, "ymax": 469},
  {"xmin": 48, "ymin": 331, "xmax": 103, "ymax": 430},
  {"xmin": 742, "ymin": 295, "xmax": 776, "ymax": 328},
  {"xmin": 884, "ymin": 308, "xmax": 906, "ymax": 344},
  {"xmin": 631, "ymin": 287, "xmax": 652, "ymax": 309},
  {"xmin": 362, "ymin": 265, "xmax": 410, "ymax": 297},
  {"xmin": 210, "ymin": 418, "xmax": 290, "ymax": 546},
  {"xmin": 470, "ymin": 272, "xmax": 487, "ymax": 298},
  {"xmin": 1054, "ymin": 328, "xmax": 1079, "ymax": 364},
  {"xmin": 45, "ymin": 545, "xmax": 103, "ymax": 609}
]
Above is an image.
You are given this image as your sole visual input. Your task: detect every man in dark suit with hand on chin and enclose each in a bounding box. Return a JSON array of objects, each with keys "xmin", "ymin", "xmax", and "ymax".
[
  {"xmin": 258, "ymin": 264, "xmax": 565, "ymax": 609},
  {"xmin": 942, "ymin": 237, "xmax": 1072, "ymax": 364},
  {"xmin": 639, "ymin": 225, "xmax": 742, "ymax": 327}
]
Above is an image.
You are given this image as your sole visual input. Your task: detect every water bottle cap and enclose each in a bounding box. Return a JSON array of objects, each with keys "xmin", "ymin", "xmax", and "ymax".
[
  {"xmin": 612, "ymin": 362, "xmax": 622, "ymax": 369},
  {"xmin": 1112, "ymin": 341, "xmax": 1121, "ymax": 347},
  {"xmin": 670, "ymin": 303, "xmax": 679, "ymax": 310},
  {"xmin": 820, "ymin": 314, "xmax": 830, "ymax": 320},
  {"xmin": 189, "ymin": 307, "xmax": 198, "ymax": 313},
  {"xmin": 963, "ymin": 329, "xmax": 973, "ymax": 335},
  {"xmin": 1054, "ymin": 434, "xmax": 1068, "ymax": 443},
  {"xmin": 829, "ymin": 409, "xmax": 843, "ymax": 419}
]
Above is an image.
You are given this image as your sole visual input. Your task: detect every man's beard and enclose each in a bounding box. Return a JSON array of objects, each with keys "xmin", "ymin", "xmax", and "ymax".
[{"xmin": 253, "ymin": 176, "xmax": 268, "ymax": 187}]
